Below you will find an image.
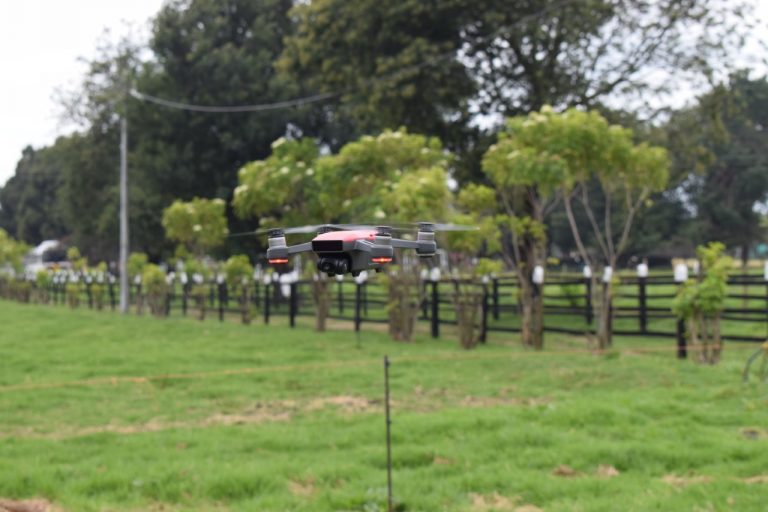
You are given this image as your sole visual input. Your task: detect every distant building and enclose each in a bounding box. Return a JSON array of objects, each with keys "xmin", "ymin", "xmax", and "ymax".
[{"xmin": 23, "ymin": 240, "xmax": 68, "ymax": 273}]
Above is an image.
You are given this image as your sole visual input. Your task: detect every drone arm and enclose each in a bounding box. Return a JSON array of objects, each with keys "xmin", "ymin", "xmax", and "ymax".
[
  {"xmin": 287, "ymin": 242, "xmax": 313, "ymax": 255},
  {"xmin": 391, "ymin": 238, "xmax": 436, "ymax": 257},
  {"xmin": 390, "ymin": 239, "xmax": 420, "ymax": 250}
]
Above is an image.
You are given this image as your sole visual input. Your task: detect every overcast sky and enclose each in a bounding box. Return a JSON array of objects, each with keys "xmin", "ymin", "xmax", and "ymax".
[{"xmin": 0, "ymin": 1, "xmax": 767, "ymax": 186}]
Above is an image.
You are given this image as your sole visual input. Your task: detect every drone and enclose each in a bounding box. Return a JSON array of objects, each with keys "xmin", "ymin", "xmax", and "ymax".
[{"xmin": 261, "ymin": 222, "xmax": 473, "ymax": 277}]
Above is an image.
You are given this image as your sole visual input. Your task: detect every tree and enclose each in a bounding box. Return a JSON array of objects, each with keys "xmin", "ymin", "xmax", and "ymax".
[
  {"xmin": 461, "ymin": 0, "xmax": 753, "ymax": 117},
  {"xmin": 686, "ymin": 75, "xmax": 768, "ymax": 264},
  {"xmin": 52, "ymin": 0, "xmax": 302, "ymax": 260},
  {"xmin": 672, "ymin": 242, "xmax": 732, "ymax": 364},
  {"xmin": 0, "ymin": 146, "xmax": 67, "ymax": 245},
  {"xmin": 234, "ymin": 129, "xmax": 452, "ymax": 339},
  {"xmin": 455, "ymin": 119, "xmax": 564, "ymax": 350},
  {"xmin": 223, "ymin": 254, "xmax": 254, "ymax": 324},
  {"xmin": 162, "ymin": 198, "xmax": 228, "ymax": 256},
  {"xmin": 549, "ymin": 108, "xmax": 669, "ymax": 348},
  {"xmin": 280, "ymin": 0, "xmax": 753, "ymax": 184},
  {"xmin": 278, "ymin": 0, "xmax": 474, "ymax": 144},
  {"xmin": 0, "ymin": 229, "xmax": 28, "ymax": 273}
]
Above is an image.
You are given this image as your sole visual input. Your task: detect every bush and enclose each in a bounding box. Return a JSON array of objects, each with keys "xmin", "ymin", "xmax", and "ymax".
[{"xmin": 142, "ymin": 264, "xmax": 169, "ymax": 317}]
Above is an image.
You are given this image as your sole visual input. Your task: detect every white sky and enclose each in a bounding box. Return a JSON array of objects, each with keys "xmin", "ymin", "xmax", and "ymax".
[
  {"xmin": 0, "ymin": 0, "xmax": 766, "ymax": 186},
  {"xmin": 0, "ymin": 0, "xmax": 163, "ymax": 185}
]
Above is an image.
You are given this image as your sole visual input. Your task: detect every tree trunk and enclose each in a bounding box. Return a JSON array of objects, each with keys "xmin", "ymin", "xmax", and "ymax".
[
  {"xmin": 386, "ymin": 265, "xmax": 420, "ymax": 342},
  {"xmin": 597, "ymin": 280, "xmax": 613, "ymax": 349},
  {"xmin": 452, "ymin": 285, "xmax": 482, "ymax": 349},
  {"xmin": 698, "ymin": 313, "xmax": 709, "ymax": 363},
  {"xmin": 710, "ymin": 313, "xmax": 722, "ymax": 364},
  {"xmin": 311, "ymin": 278, "xmax": 329, "ymax": 332},
  {"xmin": 241, "ymin": 286, "xmax": 251, "ymax": 325}
]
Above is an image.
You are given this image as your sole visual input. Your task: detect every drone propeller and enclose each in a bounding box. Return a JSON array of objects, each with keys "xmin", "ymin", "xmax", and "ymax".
[
  {"xmin": 228, "ymin": 224, "xmax": 349, "ymax": 238},
  {"xmin": 228, "ymin": 221, "xmax": 477, "ymax": 238},
  {"xmin": 421, "ymin": 222, "xmax": 478, "ymax": 232}
]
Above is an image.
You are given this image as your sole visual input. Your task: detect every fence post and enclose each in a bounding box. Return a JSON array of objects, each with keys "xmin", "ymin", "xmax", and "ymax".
[
  {"xmin": 218, "ymin": 281, "xmax": 226, "ymax": 322},
  {"xmin": 584, "ymin": 277, "xmax": 593, "ymax": 325},
  {"xmin": 86, "ymin": 282, "xmax": 93, "ymax": 309},
  {"xmin": 674, "ymin": 263, "xmax": 688, "ymax": 359},
  {"xmin": 264, "ymin": 282, "xmax": 271, "ymax": 324},
  {"xmin": 354, "ymin": 282, "xmax": 362, "ymax": 332},
  {"xmin": 209, "ymin": 283, "xmax": 215, "ymax": 309},
  {"xmin": 431, "ymin": 280, "xmax": 439, "ymax": 339},
  {"xmin": 676, "ymin": 318, "xmax": 687, "ymax": 359},
  {"xmin": 480, "ymin": 282, "xmax": 489, "ymax": 344},
  {"xmin": 338, "ymin": 280, "xmax": 344, "ymax": 314},
  {"xmin": 182, "ymin": 283, "xmax": 188, "ymax": 316},
  {"xmin": 289, "ymin": 282, "xmax": 297, "ymax": 328},
  {"xmin": 363, "ymin": 282, "xmax": 368, "ymax": 316},
  {"xmin": 638, "ymin": 276, "xmax": 647, "ymax": 334},
  {"xmin": 492, "ymin": 277, "xmax": 499, "ymax": 320},
  {"xmin": 108, "ymin": 280, "xmax": 116, "ymax": 310}
]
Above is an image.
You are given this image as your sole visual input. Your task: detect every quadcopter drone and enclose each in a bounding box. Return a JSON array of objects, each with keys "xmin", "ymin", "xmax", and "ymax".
[{"xmin": 262, "ymin": 222, "xmax": 472, "ymax": 276}]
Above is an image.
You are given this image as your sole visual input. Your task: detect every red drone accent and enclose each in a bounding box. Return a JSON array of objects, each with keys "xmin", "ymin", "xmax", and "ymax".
[
  {"xmin": 372, "ymin": 257, "xmax": 393, "ymax": 264},
  {"xmin": 268, "ymin": 258, "xmax": 289, "ymax": 264}
]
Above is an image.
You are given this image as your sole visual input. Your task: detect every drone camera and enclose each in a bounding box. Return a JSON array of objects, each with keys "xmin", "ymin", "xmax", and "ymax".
[{"xmin": 317, "ymin": 256, "xmax": 350, "ymax": 275}]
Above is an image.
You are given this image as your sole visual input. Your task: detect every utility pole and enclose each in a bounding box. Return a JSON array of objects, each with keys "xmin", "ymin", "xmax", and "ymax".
[{"xmin": 119, "ymin": 117, "xmax": 129, "ymax": 313}]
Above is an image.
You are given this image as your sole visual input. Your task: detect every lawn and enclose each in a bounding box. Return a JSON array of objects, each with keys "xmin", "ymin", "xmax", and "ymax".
[{"xmin": 0, "ymin": 300, "xmax": 767, "ymax": 511}]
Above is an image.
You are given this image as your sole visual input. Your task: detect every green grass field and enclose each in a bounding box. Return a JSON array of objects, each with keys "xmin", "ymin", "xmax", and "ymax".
[{"xmin": 1, "ymin": 300, "xmax": 767, "ymax": 511}]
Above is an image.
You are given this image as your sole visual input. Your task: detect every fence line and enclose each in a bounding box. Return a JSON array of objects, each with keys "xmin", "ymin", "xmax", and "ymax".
[{"xmin": 1, "ymin": 272, "xmax": 766, "ymax": 345}]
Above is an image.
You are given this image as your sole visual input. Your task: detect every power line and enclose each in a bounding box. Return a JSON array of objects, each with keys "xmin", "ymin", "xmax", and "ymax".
[{"xmin": 129, "ymin": 88, "xmax": 339, "ymax": 113}]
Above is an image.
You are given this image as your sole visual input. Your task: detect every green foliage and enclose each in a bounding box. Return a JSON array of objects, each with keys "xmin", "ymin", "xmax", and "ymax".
[
  {"xmin": 223, "ymin": 255, "xmax": 253, "ymax": 289},
  {"xmin": 474, "ymin": 258, "xmax": 503, "ymax": 277},
  {"xmin": 162, "ymin": 198, "xmax": 228, "ymax": 254},
  {"xmin": 127, "ymin": 252, "xmax": 148, "ymax": 279},
  {"xmin": 279, "ymin": 0, "xmax": 473, "ymax": 140},
  {"xmin": 235, "ymin": 129, "xmax": 452, "ymax": 225},
  {"xmin": 66, "ymin": 246, "xmax": 87, "ymax": 272},
  {"xmin": 35, "ymin": 270, "xmax": 52, "ymax": 289},
  {"xmin": 672, "ymin": 242, "xmax": 733, "ymax": 320},
  {"xmin": 142, "ymin": 264, "xmax": 168, "ymax": 297},
  {"xmin": 233, "ymin": 138, "xmax": 323, "ymax": 225},
  {"xmin": 316, "ymin": 128, "xmax": 451, "ymax": 222},
  {"xmin": 0, "ymin": 146, "xmax": 67, "ymax": 244},
  {"xmin": 141, "ymin": 264, "xmax": 169, "ymax": 317},
  {"xmin": 0, "ymin": 229, "xmax": 28, "ymax": 273}
]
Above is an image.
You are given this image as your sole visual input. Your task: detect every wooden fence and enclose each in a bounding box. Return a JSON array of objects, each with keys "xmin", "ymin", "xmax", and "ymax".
[{"xmin": 12, "ymin": 271, "xmax": 767, "ymax": 346}]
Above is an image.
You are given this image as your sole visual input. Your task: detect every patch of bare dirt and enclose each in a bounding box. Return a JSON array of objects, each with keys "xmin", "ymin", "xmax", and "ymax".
[
  {"xmin": 2, "ymin": 391, "xmax": 552, "ymax": 441},
  {"xmin": 741, "ymin": 427, "xmax": 768, "ymax": 440},
  {"xmin": 662, "ymin": 474, "xmax": 714, "ymax": 487},
  {"xmin": 288, "ymin": 478, "xmax": 316, "ymax": 498},
  {"xmin": 468, "ymin": 493, "xmax": 543, "ymax": 512},
  {"xmin": 468, "ymin": 493, "xmax": 518, "ymax": 511},
  {"xmin": 433, "ymin": 455, "xmax": 455, "ymax": 465},
  {"xmin": 460, "ymin": 396, "xmax": 551, "ymax": 408},
  {"xmin": 595, "ymin": 465, "xmax": 620, "ymax": 478},
  {"xmin": 551, "ymin": 465, "xmax": 580, "ymax": 477},
  {"xmin": 0, "ymin": 499, "xmax": 61, "ymax": 512},
  {"xmin": 306, "ymin": 395, "xmax": 377, "ymax": 414},
  {"xmin": 743, "ymin": 475, "xmax": 768, "ymax": 484}
]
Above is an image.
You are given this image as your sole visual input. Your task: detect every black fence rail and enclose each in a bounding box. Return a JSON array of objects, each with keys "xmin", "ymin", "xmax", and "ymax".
[{"xmin": 3, "ymin": 272, "xmax": 767, "ymax": 344}]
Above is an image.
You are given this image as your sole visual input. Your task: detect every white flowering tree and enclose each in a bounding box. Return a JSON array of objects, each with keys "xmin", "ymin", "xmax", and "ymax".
[
  {"xmin": 162, "ymin": 197, "xmax": 228, "ymax": 256},
  {"xmin": 233, "ymin": 129, "xmax": 452, "ymax": 339}
]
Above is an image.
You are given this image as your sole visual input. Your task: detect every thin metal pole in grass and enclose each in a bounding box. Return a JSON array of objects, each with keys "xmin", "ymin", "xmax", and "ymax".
[{"xmin": 384, "ymin": 355, "xmax": 394, "ymax": 512}]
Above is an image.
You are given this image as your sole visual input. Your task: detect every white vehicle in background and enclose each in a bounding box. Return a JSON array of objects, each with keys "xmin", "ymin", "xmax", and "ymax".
[{"xmin": 23, "ymin": 240, "xmax": 69, "ymax": 274}]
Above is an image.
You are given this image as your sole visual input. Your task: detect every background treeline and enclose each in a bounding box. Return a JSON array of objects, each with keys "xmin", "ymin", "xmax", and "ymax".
[{"xmin": 0, "ymin": 0, "xmax": 766, "ymax": 265}]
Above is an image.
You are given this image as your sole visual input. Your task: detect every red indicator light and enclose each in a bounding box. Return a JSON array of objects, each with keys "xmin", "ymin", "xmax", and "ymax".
[
  {"xmin": 269, "ymin": 258, "xmax": 289, "ymax": 264},
  {"xmin": 372, "ymin": 257, "xmax": 392, "ymax": 264}
]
